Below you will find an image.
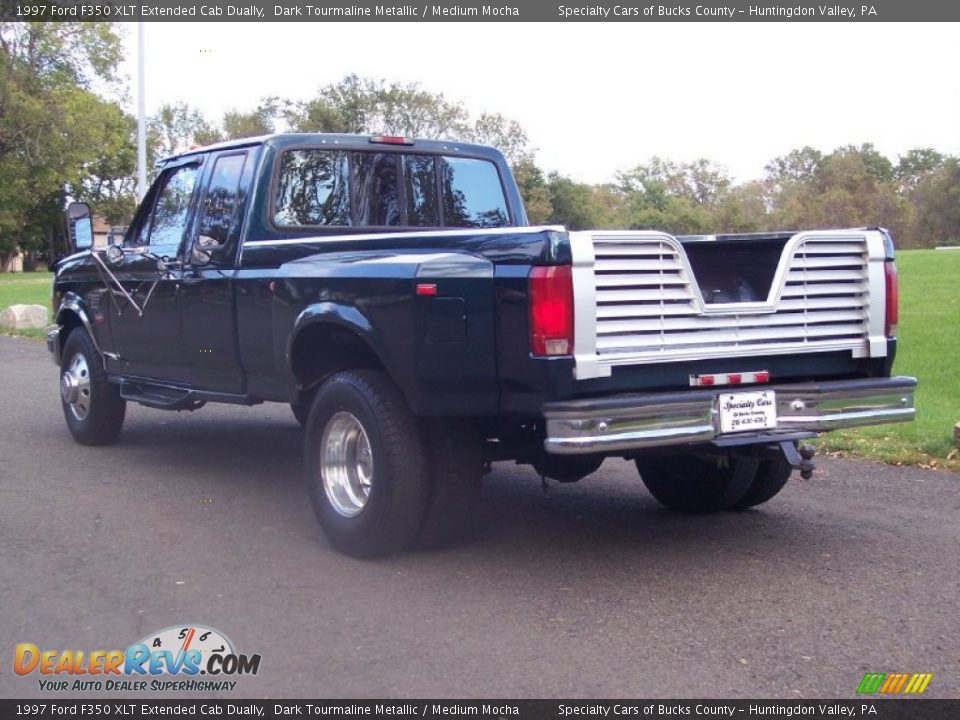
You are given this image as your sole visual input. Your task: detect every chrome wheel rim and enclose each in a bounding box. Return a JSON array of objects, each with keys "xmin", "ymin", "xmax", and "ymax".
[
  {"xmin": 320, "ymin": 411, "xmax": 374, "ymax": 517},
  {"xmin": 61, "ymin": 352, "xmax": 91, "ymax": 421}
]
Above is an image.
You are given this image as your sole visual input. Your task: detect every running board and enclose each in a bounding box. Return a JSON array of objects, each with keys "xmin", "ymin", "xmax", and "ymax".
[{"xmin": 118, "ymin": 380, "xmax": 259, "ymax": 410}]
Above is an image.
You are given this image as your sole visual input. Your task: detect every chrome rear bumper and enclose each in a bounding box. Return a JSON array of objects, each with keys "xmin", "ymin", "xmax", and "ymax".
[{"xmin": 543, "ymin": 376, "xmax": 917, "ymax": 455}]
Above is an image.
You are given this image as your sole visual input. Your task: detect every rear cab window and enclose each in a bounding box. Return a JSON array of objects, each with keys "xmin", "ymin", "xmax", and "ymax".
[{"xmin": 271, "ymin": 148, "xmax": 511, "ymax": 230}]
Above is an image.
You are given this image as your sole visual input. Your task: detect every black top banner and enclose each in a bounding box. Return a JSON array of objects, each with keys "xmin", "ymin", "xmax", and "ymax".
[{"xmin": 5, "ymin": 0, "xmax": 960, "ymax": 21}]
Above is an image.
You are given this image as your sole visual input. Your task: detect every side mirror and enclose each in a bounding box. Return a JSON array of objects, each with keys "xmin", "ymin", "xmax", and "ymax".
[
  {"xmin": 66, "ymin": 202, "xmax": 94, "ymax": 253},
  {"xmin": 105, "ymin": 244, "xmax": 125, "ymax": 267}
]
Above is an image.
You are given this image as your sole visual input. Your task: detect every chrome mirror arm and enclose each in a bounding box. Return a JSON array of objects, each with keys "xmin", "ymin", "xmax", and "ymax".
[{"xmin": 90, "ymin": 249, "xmax": 143, "ymax": 316}]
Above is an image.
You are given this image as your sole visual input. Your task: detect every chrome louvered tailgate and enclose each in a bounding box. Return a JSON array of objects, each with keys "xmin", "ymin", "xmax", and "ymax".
[{"xmin": 569, "ymin": 229, "xmax": 888, "ymax": 380}]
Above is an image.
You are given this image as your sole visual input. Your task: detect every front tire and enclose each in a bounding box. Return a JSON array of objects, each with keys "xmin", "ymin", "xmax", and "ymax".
[
  {"xmin": 636, "ymin": 450, "xmax": 759, "ymax": 513},
  {"xmin": 59, "ymin": 329, "xmax": 126, "ymax": 446},
  {"xmin": 304, "ymin": 370, "xmax": 429, "ymax": 558}
]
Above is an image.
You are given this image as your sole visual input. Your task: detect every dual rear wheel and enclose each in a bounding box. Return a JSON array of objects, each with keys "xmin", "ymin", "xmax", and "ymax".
[
  {"xmin": 303, "ymin": 370, "xmax": 481, "ymax": 558},
  {"xmin": 636, "ymin": 449, "xmax": 793, "ymax": 513},
  {"xmin": 302, "ymin": 370, "xmax": 792, "ymax": 554}
]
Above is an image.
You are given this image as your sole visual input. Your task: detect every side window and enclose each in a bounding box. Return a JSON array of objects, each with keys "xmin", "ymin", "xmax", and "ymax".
[
  {"xmin": 440, "ymin": 157, "xmax": 509, "ymax": 227},
  {"xmin": 197, "ymin": 153, "xmax": 247, "ymax": 247},
  {"xmin": 439, "ymin": 157, "xmax": 509, "ymax": 228},
  {"xmin": 144, "ymin": 164, "xmax": 200, "ymax": 246},
  {"xmin": 352, "ymin": 153, "xmax": 400, "ymax": 226},
  {"xmin": 403, "ymin": 155, "xmax": 439, "ymax": 226},
  {"xmin": 274, "ymin": 150, "xmax": 350, "ymax": 226}
]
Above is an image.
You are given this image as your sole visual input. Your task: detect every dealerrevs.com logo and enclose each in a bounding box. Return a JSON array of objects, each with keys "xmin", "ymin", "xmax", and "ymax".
[{"xmin": 14, "ymin": 625, "xmax": 261, "ymax": 692}]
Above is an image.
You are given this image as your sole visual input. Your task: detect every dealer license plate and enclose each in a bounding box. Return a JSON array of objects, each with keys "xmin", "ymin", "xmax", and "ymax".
[{"xmin": 718, "ymin": 391, "xmax": 777, "ymax": 434}]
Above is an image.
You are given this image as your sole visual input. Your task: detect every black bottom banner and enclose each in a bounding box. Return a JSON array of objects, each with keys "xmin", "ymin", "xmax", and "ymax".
[{"xmin": 2, "ymin": 700, "xmax": 958, "ymax": 720}]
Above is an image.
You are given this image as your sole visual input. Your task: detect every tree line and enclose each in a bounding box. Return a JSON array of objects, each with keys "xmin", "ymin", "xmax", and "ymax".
[{"xmin": 1, "ymin": 22, "xmax": 957, "ymax": 268}]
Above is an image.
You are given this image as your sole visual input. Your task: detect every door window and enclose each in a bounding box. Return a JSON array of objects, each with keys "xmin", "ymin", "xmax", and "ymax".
[
  {"xmin": 133, "ymin": 164, "xmax": 200, "ymax": 247},
  {"xmin": 197, "ymin": 153, "xmax": 247, "ymax": 247}
]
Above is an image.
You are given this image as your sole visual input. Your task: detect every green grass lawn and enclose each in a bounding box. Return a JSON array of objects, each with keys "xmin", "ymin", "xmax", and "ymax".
[
  {"xmin": 818, "ymin": 249, "xmax": 960, "ymax": 472},
  {"xmin": 0, "ymin": 271, "xmax": 52, "ymax": 339}
]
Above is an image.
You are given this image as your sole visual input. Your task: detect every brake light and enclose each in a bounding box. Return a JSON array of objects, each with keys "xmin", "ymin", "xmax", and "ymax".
[
  {"xmin": 690, "ymin": 371, "xmax": 769, "ymax": 387},
  {"xmin": 884, "ymin": 261, "xmax": 898, "ymax": 337},
  {"xmin": 369, "ymin": 135, "xmax": 414, "ymax": 146},
  {"xmin": 529, "ymin": 266, "xmax": 573, "ymax": 357}
]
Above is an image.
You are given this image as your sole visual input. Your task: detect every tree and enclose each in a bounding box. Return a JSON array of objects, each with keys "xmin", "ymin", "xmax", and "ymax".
[
  {"xmin": 0, "ymin": 22, "xmax": 126, "ymax": 263},
  {"xmin": 546, "ymin": 173, "xmax": 600, "ymax": 230},
  {"xmin": 764, "ymin": 146, "xmax": 823, "ymax": 189},
  {"xmin": 767, "ymin": 145, "xmax": 909, "ymax": 240},
  {"xmin": 512, "ymin": 160, "xmax": 552, "ymax": 225},
  {"xmin": 908, "ymin": 158, "xmax": 960, "ymax": 247},
  {"xmin": 467, "ymin": 112, "xmax": 533, "ymax": 166},
  {"xmin": 613, "ymin": 158, "xmax": 732, "ymax": 234},
  {"xmin": 712, "ymin": 181, "xmax": 770, "ymax": 233},
  {"xmin": 286, "ymin": 74, "xmax": 534, "ymax": 165},
  {"xmin": 287, "ymin": 74, "xmax": 466, "ymax": 137},
  {"xmin": 895, "ymin": 148, "xmax": 946, "ymax": 191},
  {"xmin": 222, "ymin": 98, "xmax": 279, "ymax": 140},
  {"xmin": 148, "ymin": 102, "xmax": 221, "ymax": 167}
]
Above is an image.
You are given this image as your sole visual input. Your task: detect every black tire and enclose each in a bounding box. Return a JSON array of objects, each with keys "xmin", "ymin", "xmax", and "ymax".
[
  {"xmin": 290, "ymin": 390, "xmax": 315, "ymax": 428},
  {"xmin": 304, "ymin": 370, "xmax": 429, "ymax": 558},
  {"xmin": 731, "ymin": 453, "xmax": 793, "ymax": 510},
  {"xmin": 412, "ymin": 421, "xmax": 483, "ymax": 551},
  {"xmin": 59, "ymin": 329, "xmax": 126, "ymax": 446},
  {"xmin": 635, "ymin": 450, "xmax": 760, "ymax": 513}
]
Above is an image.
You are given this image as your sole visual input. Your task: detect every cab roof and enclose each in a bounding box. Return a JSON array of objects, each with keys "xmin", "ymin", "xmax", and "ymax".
[{"xmin": 158, "ymin": 132, "xmax": 505, "ymax": 166}]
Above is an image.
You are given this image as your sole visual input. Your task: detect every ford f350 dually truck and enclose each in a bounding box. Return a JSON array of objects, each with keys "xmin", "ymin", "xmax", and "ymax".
[{"xmin": 49, "ymin": 133, "xmax": 917, "ymax": 557}]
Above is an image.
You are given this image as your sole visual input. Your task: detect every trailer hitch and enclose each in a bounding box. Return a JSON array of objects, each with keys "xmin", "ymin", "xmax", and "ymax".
[{"xmin": 780, "ymin": 441, "xmax": 817, "ymax": 479}]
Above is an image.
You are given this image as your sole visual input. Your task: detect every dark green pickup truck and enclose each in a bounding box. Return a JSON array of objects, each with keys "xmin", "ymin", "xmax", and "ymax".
[{"xmin": 48, "ymin": 133, "xmax": 917, "ymax": 557}]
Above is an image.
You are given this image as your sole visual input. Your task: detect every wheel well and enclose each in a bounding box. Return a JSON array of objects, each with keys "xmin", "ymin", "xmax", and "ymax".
[
  {"xmin": 290, "ymin": 324, "xmax": 385, "ymax": 392},
  {"xmin": 57, "ymin": 311, "xmax": 85, "ymax": 360}
]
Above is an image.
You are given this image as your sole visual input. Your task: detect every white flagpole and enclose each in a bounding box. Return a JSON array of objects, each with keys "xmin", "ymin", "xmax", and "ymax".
[{"xmin": 137, "ymin": 21, "xmax": 147, "ymax": 200}]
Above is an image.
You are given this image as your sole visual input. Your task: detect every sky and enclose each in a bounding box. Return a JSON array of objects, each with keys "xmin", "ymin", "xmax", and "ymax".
[{"xmin": 117, "ymin": 22, "xmax": 960, "ymax": 184}]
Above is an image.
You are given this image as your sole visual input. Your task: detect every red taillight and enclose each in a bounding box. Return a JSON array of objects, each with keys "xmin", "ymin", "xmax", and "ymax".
[
  {"xmin": 529, "ymin": 266, "xmax": 573, "ymax": 357},
  {"xmin": 884, "ymin": 261, "xmax": 899, "ymax": 337}
]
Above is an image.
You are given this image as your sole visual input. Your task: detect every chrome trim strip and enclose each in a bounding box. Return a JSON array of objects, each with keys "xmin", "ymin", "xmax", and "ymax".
[
  {"xmin": 865, "ymin": 230, "xmax": 888, "ymax": 356},
  {"xmin": 243, "ymin": 225, "xmax": 567, "ymax": 248},
  {"xmin": 595, "ymin": 339, "xmax": 866, "ymax": 368},
  {"xmin": 569, "ymin": 231, "xmax": 603, "ymax": 378}
]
